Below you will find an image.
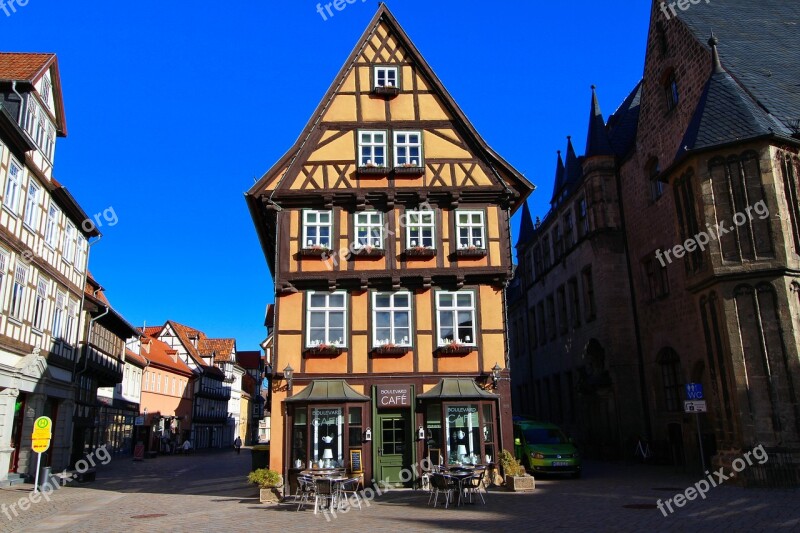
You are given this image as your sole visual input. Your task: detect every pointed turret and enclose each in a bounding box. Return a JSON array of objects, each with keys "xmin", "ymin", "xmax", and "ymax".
[
  {"xmin": 585, "ymin": 85, "xmax": 614, "ymax": 158},
  {"xmin": 549, "ymin": 150, "xmax": 566, "ymax": 206},
  {"xmin": 563, "ymin": 136, "xmax": 582, "ymax": 188},
  {"xmin": 516, "ymin": 200, "xmax": 536, "ymax": 248},
  {"xmin": 677, "ymin": 35, "xmax": 790, "ymax": 159}
]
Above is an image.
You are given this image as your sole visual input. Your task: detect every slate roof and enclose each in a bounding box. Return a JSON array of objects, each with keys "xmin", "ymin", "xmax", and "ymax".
[
  {"xmin": 516, "ymin": 200, "xmax": 536, "ymax": 249},
  {"xmin": 585, "ymin": 86, "xmax": 614, "ymax": 157},
  {"xmin": 607, "ymin": 82, "xmax": 642, "ymax": 158},
  {"xmin": 677, "ymin": 36, "xmax": 793, "ymax": 157},
  {"xmin": 549, "ymin": 151, "xmax": 566, "ymax": 205},
  {"xmin": 562, "ymin": 137, "xmax": 583, "ymax": 194},
  {"xmin": 676, "ymin": 0, "xmax": 800, "ymax": 133}
]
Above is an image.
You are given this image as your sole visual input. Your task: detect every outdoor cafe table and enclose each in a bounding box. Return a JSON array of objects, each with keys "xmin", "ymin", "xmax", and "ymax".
[
  {"xmin": 442, "ymin": 468, "xmax": 477, "ymax": 507},
  {"xmin": 300, "ymin": 470, "xmax": 349, "ymax": 510}
]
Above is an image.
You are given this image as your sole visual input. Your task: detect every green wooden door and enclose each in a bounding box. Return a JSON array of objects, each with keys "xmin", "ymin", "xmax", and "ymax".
[{"xmin": 376, "ymin": 410, "xmax": 411, "ymax": 486}]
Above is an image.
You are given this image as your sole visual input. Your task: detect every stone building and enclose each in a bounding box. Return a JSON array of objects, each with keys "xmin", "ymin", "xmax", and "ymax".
[{"xmin": 511, "ymin": 0, "xmax": 800, "ymax": 483}]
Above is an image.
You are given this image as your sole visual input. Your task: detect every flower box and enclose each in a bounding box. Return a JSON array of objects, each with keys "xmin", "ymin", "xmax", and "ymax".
[
  {"xmin": 505, "ymin": 474, "xmax": 535, "ymax": 492},
  {"xmin": 299, "ymin": 247, "xmax": 332, "ymax": 258},
  {"xmin": 357, "ymin": 165, "xmax": 390, "ymax": 176},
  {"xmin": 371, "ymin": 345, "xmax": 409, "ymax": 356},
  {"xmin": 354, "ymin": 246, "xmax": 386, "ymax": 258},
  {"xmin": 404, "ymin": 247, "xmax": 437, "ymax": 258},
  {"xmin": 372, "ymin": 86, "xmax": 400, "ymax": 97},
  {"xmin": 303, "ymin": 345, "xmax": 343, "ymax": 357},
  {"xmin": 455, "ymin": 247, "xmax": 488, "ymax": 258},
  {"xmin": 434, "ymin": 344, "xmax": 474, "ymax": 356},
  {"xmin": 393, "ymin": 165, "xmax": 425, "ymax": 176}
]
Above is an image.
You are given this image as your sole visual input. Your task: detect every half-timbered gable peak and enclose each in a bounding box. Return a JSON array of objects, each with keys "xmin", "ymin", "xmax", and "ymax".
[{"xmin": 247, "ymin": 4, "xmax": 532, "ymax": 209}]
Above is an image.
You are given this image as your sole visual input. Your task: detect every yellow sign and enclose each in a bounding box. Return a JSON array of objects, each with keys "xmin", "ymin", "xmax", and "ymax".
[
  {"xmin": 31, "ymin": 416, "xmax": 52, "ymax": 452},
  {"xmin": 32, "ymin": 438, "xmax": 50, "ymax": 453}
]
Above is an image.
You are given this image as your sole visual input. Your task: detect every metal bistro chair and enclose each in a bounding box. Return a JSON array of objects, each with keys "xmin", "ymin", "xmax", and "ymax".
[
  {"xmin": 463, "ymin": 466, "xmax": 488, "ymax": 504},
  {"xmin": 337, "ymin": 477, "xmax": 362, "ymax": 510},
  {"xmin": 314, "ymin": 478, "xmax": 338, "ymax": 514},
  {"xmin": 296, "ymin": 475, "xmax": 317, "ymax": 512},
  {"xmin": 429, "ymin": 473, "xmax": 457, "ymax": 509}
]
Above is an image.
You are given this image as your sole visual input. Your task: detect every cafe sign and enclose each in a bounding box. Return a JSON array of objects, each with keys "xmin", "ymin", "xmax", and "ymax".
[{"xmin": 377, "ymin": 384, "xmax": 412, "ymax": 407}]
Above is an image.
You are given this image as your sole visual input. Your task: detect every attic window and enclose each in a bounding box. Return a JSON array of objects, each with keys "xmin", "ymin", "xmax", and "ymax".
[{"xmin": 373, "ymin": 66, "xmax": 400, "ymax": 96}]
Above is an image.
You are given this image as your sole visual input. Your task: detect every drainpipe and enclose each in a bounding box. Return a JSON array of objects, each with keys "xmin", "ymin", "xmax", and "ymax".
[
  {"xmin": 10, "ymin": 81, "xmax": 24, "ymax": 124},
  {"xmin": 71, "ymin": 235, "xmax": 101, "ymax": 382}
]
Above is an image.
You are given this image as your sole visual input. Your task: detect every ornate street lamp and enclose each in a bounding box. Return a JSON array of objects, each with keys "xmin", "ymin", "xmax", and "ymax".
[{"xmin": 283, "ymin": 364, "xmax": 294, "ymax": 392}]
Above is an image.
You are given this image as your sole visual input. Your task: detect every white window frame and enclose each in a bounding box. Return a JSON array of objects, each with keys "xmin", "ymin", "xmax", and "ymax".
[
  {"xmin": 3, "ymin": 159, "xmax": 23, "ymax": 215},
  {"xmin": 52, "ymin": 290, "xmax": 65, "ymax": 339},
  {"xmin": 358, "ymin": 130, "xmax": 388, "ymax": 168},
  {"xmin": 455, "ymin": 210, "xmax": 486, "ymax": 249},
  {"xmin": 10, "ymin": 262, "xmax": 28, "ymax": 320},
  {"xmin": 305, "ymin": 291, "xmax": 347, "ymax": 348},
  {"xmin": 42, "ymin": 77, "xmax": 52, "ymax": 107},
  {"xmin": 75, "ymin": 235, "xmax": 88, "ymax": 273},
  {"xmin": 373, "ymin": 66, "xmax": 399, "ymax": 89},
  {"xmin": 302, "ymin": 210, "xmax": 333, "ymax": 249},
  {"xmin": 45, "ymin": 204, "xmax": 60, "ymax": 248},
  {"xmin": 393, "ymin": 131, "xmax": 423, "ymax": 167},
  {"xmin": 435, "ymin": 290, "xmax": 477, "ymax": 346},
  {"xmin": 0, "ymin": 249, "xmax": 7, "ymax": 302},
  {"xmin": 372, "ymin": 291, "xmax": 412, "ymax": 347},
  {"xmin": 354, "ymin": 211, "xmax": 383, "ymax": 249},
  {"xmin": 63, "ymin": 222, "xmax": 76, "ymax": 263},
  {"xmin": 24, "ymin": 180, "xmax": 42, "ymax": 231},
  {"xmin": 33, "ymin": 276, "xmax": 49, "ymax": 330},
  {"xmin": 24, "ymin": 99, "xmax": 37, "ymax": 138},
  {"xmin": 45, "ymin": 123, "xmax": 56, "ymax": 162},
  {"xmin": 405, "ymin": 209, "xmax": 436, "ymax": 249},
  {"xmin": 65, "ymin": 299, "xmax": 78, "ymax": 344}
]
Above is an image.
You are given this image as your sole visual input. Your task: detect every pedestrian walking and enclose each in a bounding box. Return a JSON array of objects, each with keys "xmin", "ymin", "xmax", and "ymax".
[{"xmin": 234, "ymin": 436, "xmax": 242, "ymax": 454}]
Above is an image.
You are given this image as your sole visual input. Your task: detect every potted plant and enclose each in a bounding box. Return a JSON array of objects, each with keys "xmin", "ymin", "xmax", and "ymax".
[
  {"xmin": 435, "ymin": 340, "xmax": 472, "ymax": 355},
  {"xmin": 247, "ymin": 468, "xmax": 284, "ymax": 503},
  {"xmin": 498, "ymin": 449, "xmax": 535, "ymax": 492}
]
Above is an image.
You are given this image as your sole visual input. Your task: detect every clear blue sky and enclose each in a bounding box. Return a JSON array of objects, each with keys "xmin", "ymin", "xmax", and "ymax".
[{"xmin": 2, "ymin": 0, "xmax": 650, "ymax": 351}]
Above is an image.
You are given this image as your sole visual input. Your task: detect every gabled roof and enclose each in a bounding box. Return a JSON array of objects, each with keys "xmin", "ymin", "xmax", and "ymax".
[
  {"xmin": 516, "ymin": 200, "xmax": 536, "ymax": 249},
  {"xmin": 585, "ymin": 86, "xmax": 613, "ymax": 158},
  {"xmin": 125, "ymin": 349, "xmax": 148, "ymax": 368},
  {"xmin": 164, "ymin": 320, "xmax": 206, "ymax": 365},
  {"xmin": 140, "ymin": 336, "xmax": 193, "ymax": 376},
  {"xmin": 0, "ymin": 52, "xmax": 68, "ymax": 136},
  {"xmin": 141, "ymin": 325, "xmax": 164, "ymax": 338},
  {"xmin": 677, "ymin": 35, "xmax": 792, "ymax": 159},
  {"xmin": 675, "ymin": 0, "xmax": 800, "ymax": 134}
]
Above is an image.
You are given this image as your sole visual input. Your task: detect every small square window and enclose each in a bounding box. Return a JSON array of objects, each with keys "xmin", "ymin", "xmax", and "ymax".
[
  {"xmin": 303, "ymin": 210, "xmax": 333, "ymax": 249},
  {"xmin": 374, "ymin": 66, "xmax": 399, "ymax": 89},
  {"xmin": 394, "ymin": 131, "xmax": 423, "ymax": 168},
  {"xmin": 354, "ymin": 212, "xmax": 383, "ymax": 249},
  {"xmin": 358, "ymin": 130, "xmax": 387, "ymax": 168},
  {"xmin": 455, "ymin": 211, "xmax": 485, "ymax": 249}
]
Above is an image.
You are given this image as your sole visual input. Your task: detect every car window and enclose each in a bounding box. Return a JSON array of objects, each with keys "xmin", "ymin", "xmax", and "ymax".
[{"xmin": 523, "ymin": 427, "xmax": 568, "ymax": 445}]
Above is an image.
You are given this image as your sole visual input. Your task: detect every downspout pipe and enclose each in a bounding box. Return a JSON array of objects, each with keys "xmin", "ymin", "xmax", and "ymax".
[
  {"xmin": 10, "ymin": 81, "xmax": 24, "ymax": 123},
  {"xmin": 71, "ymin": 234, "xmax": 101, "ymax": 382}
]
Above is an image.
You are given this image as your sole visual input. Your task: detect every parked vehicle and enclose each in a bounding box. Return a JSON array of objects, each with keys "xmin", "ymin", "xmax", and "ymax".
[{"xmin": 513, "ymin": 419, "xmax": 581, "ymax": 478}]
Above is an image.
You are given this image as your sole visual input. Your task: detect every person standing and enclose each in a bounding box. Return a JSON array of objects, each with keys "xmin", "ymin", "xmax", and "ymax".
[{"xmin": 234, "ymin": 436, "xmax": 242, "ymax": 455}]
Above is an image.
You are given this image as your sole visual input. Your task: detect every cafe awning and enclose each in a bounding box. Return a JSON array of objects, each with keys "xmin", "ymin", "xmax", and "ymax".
[
  {"xmin": 284, "ymin": 379, "xmax": 370, "ymax": 403},
  {"xmin": 417, "ymin": 378, "xmax": 498, "ymax": 400}
]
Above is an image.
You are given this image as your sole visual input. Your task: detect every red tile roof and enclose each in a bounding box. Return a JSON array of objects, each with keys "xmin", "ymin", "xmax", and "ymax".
[
  {"xmin": 140, "ymin": 325, "xmax": 164, "ymax": 338},
  {"xmin": 125, "ymin": 349, "xmax": 148, "ymax": 368},
  {"xmin": 164, "ymin": 320, "xmax": 236, "ymax": 364},
  {"xmin": 242, "ymin": 373, "xmax": 258, "ymax": 393},
  {"xmin": 140, "ymin": 336, "xmax": 193, "ymax": 376},
  {"xmin": 237, "ymin": 351, "xmax": 261, "ymax": 370},
  {"xmin": 0, "ymin": 52, "xmax": 54, "ymax": 81},
  {"xmin": 200, "ymin": 338, "xmax": 236, "ymax": 362}
]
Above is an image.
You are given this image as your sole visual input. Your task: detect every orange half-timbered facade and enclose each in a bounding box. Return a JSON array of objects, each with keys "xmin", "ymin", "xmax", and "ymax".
[{"xmin": 247, "ymin": 5, "xmax": 533, "ymax": 489}]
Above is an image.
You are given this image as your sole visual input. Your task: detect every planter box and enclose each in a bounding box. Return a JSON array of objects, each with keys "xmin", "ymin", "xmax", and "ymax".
[
  {"xmin": 259, "ymin": 487, "xmax": 283, "ymax": 504},
  {"xmin": 357, "ymin": 166, "xmax": 390, "ymax": 176},
  {"xmin": 455, "ymin": 248, "xmax": 488, "ymax": 258},
  {"xmin": 299, "ymin": 248, "xmax": 332, "ymax": 258},
  {"xmin": 303, "ymin": 346, "xmax": 343, "ymax": 357},
  {"xmin": 372, "ymin": 86, "xmax": 400, "ymax": 97},
  {"xmin": 434, "ymin": 346, "xmax": 473, "ymax": 356},
  {"xmin": 371, "ymin": 346, "xmax": 409, "ymax": 356},
  {"xmin": 393, "ymin": 165, "xmax": 425, "ymax": 176},
  {"xmin": 505, "ymin": 474, "xmax": 535, "ymax": 492},
  {"xmin": 404, "ymin": 247, "xmax": 437, "ymax": 258},
  {"xmin": 354, "ymin": 247, "xmax": 386, "ymax": 258}
]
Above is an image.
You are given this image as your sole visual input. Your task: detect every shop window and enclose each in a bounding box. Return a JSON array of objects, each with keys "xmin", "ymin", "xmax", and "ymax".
[
  {"xmin": 311, "ymin": 407, "xmax": 343, "ymax": 467},
  {"xmin": 445, "ymin": 404, "xmax": 481, "ymax": 465},
  {"xmin": 291, "ymin": 407, "xmax": 308, "ymax": 468},
  {"xmin": 348, "ymin": 407, "xmax": 362, "ymax": 447}
]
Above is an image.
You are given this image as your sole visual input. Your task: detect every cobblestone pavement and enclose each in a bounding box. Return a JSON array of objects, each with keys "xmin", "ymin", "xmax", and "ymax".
[{"xmin": 1, "ymin": 449, "xmax": 798, "ymax": 532}]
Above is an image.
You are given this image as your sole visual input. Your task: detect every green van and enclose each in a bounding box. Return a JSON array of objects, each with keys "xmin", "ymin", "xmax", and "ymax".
[{"xmin": 513, "ymin": 419, "xmax": 581, "ymax": 478}]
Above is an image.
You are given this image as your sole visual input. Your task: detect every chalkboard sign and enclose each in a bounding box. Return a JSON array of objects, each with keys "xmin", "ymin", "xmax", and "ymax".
[{"xmin": 350, "ymin": 449, "xmax": 363, "ymax": 473}]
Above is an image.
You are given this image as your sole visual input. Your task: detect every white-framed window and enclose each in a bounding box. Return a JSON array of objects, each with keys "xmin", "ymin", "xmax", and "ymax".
[
  {"xmin": 358, "ymin": 130, "xmax": 387, "ymax": 167},
  {"xmin": 75, "ymin": 235, "xmax": 87, "ymax": 273},
  {"xmin": 10, "ymin": 262, "xmax": 28, "ymax": 320},
  {"xmin": 63, "ymin": 222, "xmax": 76, "ymax": 263},
  {"xmin": 405, "ymin": 209, "xmax": 436, "ymax": 249},
  {"xmin": 0, "ymin": 249, "xmax": 7, "ymax": 297},
  {"xmin": 45, "ymin": 204, "xmax": 60, "ymax": 248},
  {"xmin": 302, "ymin": 210, "xmax": 332, "ymax": 249},
  {"xmin": 3, "ymin": 160, "xmax": 22, "ymax": 215},
  {"xmin": 41, "ymin": 77, "xmax": 52, "ymax": 107},
  {"xmin": 435, "ymin": 291, "xmax": 477, "ymax": 346},
  {"xmin": 374, "ymin": 66, "xmax": 398, "ymax": 89},
  {"xmin": 372, "ymin": 292, "xmax": 412, "ymax": 347},
  {"xmin": 456, "ymin": 210, "xmax": 485, "ymax": 249},
  {"xmin": 65, "ymin": 299, "xmax": 78, "ymax": 343},
  {"xmin": 306, "ymin": 291, "xmax": 347, "ymax": 347},
  {"xmin": 33, "ymin": 277, "xmax": 49, "ymax": 330},
  {"xmin": 393, "ymin": 131, "xmax": 423, "ymax": 167},
  {"xmin": 45, "ymin": 124, "xmax": 56, "ymax": 161},
  {"xmin": 354, "ymin": 211, "xmax": 383, "ymax": 248},
  {"xmin": 24, "ymin": 99, "xmax": 37, "ymax": 137},
  {"xmin": 36, "ymin": 113, "xmax": 46, "ymax": 148},
  {"xmin": 23, "ymin": 180, "xmax": 42, "ymax": 230},
  {"xmin": 52, "ymin": 290, "xmax": 65, "ymax": 338}
]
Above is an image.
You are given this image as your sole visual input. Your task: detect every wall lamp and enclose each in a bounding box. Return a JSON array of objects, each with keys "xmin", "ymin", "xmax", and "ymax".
[
  {"xmin": 283, "ymin": 364, "xmax": 294, "ymax": 392},
  {"xmin": 491, "ymin": 363, "xmax": 504, "ymax": 389}
]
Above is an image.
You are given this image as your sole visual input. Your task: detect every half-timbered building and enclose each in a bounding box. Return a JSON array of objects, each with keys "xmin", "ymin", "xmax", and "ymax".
[{"xmin": 247, "ymin": 5, "xmax": 533, "ymax": 489}]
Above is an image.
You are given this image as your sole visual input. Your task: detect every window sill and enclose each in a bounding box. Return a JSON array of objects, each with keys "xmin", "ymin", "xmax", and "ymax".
[
  {"xmin": 393, "ymin": 165, "xmax": 425, "ymax": 176},
  {"xmin": 357, "ymin": 166, "xmax": 390, "ymax": 176},
  {"xmin": 353, "ymin": 247, "xmax": 386, "ymax": 258},
  {"xmin": 1, "ymin": 205, "xmax": 19, "ymax": 218},
  {"xmin": 404, "ymin": 247, "xmax": 436, "ymax": 258},
  {"xmin": 303, "ymin": 346, "xmax": 344, "ymax": 357},
  {"xmin": 372, "ymin": 86, "xmax": 400, "ymax": 97},
  {"xmin": 434, "ymin": 345, "xmax": 475, "ymax": 357},
  {"xmin": 454, "ymin": 248, "xmax": 487, "ymax": 259},
  {"xmin": 299, "ymin": 247, "xmax": 332, "ymax": 258},
  {"xmin": 370, "ymin": 346, "xmax": 410, "ymax": 356}
]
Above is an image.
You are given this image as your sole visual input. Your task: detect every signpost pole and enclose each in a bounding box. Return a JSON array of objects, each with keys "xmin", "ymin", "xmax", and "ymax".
[
  {"xmin": 695, "ymin": 412, "xmax": 706, "ymax": 473},
  {"xmin": 33, "ymin": 452, "xmax": 41, "ymax": 493}
]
